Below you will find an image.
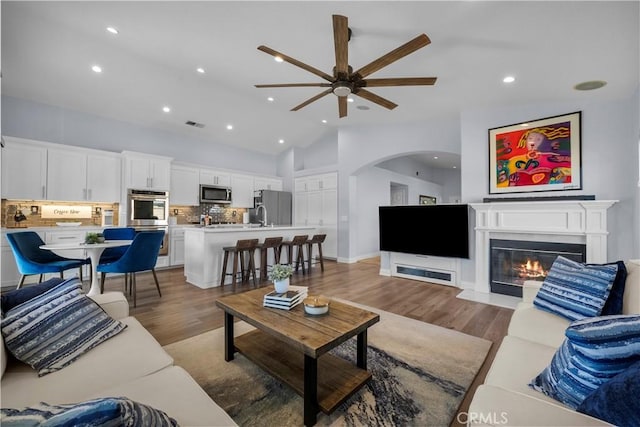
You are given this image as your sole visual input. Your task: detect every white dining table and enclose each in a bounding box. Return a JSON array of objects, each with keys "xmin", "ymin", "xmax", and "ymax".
[{"xmin": 40, "ymin": 240, "xmax": 132, "ymax": 296}]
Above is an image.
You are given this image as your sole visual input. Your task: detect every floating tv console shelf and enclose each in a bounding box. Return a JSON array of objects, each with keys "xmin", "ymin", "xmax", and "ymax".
[{"xmin": 390, "ymin": 252, "xmax": 461, "ymax": 287}]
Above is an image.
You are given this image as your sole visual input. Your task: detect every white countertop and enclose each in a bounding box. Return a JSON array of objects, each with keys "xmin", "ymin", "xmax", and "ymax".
[{"xmin": 185, "ymin": 225, "xmax": 315, "ymax": 233}]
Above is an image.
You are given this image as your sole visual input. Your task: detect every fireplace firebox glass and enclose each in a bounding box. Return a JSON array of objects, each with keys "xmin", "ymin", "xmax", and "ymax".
[{"xmin": 490, "ymin": 239, "xmax": 586, "ymax": 297}]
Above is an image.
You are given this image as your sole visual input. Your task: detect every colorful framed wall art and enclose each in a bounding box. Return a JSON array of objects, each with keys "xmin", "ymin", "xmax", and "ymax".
[{"xmin": 488, "ymin": 111, "xmax": 582, "ymax": 194}]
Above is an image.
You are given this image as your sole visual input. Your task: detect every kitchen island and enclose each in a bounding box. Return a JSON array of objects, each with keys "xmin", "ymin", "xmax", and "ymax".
[{"xmin": 184, "ymin": 225, "xmax": 317, "ymax": 288}]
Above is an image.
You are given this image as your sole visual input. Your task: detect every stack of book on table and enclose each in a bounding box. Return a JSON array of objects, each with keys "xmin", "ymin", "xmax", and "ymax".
[{"xmin": 263, "ymin": 285, "xmax": 309, "ymax": 310}]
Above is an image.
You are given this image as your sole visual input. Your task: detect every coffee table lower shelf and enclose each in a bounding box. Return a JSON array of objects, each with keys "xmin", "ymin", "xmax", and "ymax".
[{"xmin": 234, "ymin": 329, "xmax": 372, "ymax": 414}]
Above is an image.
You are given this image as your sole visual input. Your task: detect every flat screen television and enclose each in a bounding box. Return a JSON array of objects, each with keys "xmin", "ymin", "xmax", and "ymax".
[{"xmin": 379, "ymin": 204, "xmax": 470, "ymax": 259}]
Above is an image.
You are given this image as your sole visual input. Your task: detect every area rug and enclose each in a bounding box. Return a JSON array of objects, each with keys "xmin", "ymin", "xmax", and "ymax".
[{"xmin": 163, "ymin": 301, "xmax": 492, "ymax": 426}]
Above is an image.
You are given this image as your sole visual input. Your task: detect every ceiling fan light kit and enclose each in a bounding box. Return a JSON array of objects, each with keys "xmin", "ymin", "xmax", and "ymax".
[{"xmin": 255, "ymin": 14, "xmax": 437, "ymax": 118}]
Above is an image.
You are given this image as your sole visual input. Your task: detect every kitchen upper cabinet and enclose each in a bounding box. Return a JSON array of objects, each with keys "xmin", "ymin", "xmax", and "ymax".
[
  {"xmin": 254, "ymin": 177, "xmax": 283, "ymax": 192},
  {"xmin": 47, "ymin": 150, "xmax": 120, "ymax": 202},
  {"xmin": 295, "ymin": 173, "xmax": 337, "ymax": 192},
  {"xmin": 199, "ymin": 169, "xmax": 231, "ymax": 187},
  {"xmin": 1, "ymin": 140, "xmax": 47, "ymax": 200},
  {"xmin": 123, "ymin": 152, "xmax": 171, "ymax": 191},
  {"xmin": 230, "ymin": 174, "xmax": 254, "ymax": 208},
  {"xmin": 170, "ymin": 165, "xmax": 199, "ymax": 205}
]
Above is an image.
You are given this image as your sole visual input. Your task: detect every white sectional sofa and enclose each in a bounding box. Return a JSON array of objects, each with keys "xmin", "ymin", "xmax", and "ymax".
[
  {"xmin": 1, "ymin": 291, "xmax": 236, "ymax": 427},
  {"xmin": 469, "ymin": 259, "xmax": 639, "ymax": 426}
]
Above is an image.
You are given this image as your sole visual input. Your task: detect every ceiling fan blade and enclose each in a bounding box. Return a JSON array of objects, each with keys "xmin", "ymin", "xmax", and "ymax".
[
  {"xmin": 338, "ymin": 96, "xmax": 347, "ymax": 118},
  {"xmin": 333, "ymin": 15, "xmax": 349, "ymax": 78},
  {"xmin": 258, "ymin": 46, "xmax": 334, "ymax": 82},
  {"xmin": 354, "ymin": 88, "xmax": 398, "ymax": 110},
  {"xmin": 354, "ymin": 34, "xmax": 431, "ymax": 79},
  {"xmin": 363, "ymin": 77, "xmax": 437, "ymax": 87},
  {"xmin": 255, "ymin": 83, "xmax": 332, "ymax": 88},
  {"xmin": 291, "ymin": 89, "xmax": 333, "ymax": 111}
]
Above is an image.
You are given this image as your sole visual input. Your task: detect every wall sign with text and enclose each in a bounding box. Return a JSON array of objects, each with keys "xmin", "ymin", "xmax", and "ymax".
[{"xmin": 41, "ymin": 205, "xmax": 92, "ymax": 219}]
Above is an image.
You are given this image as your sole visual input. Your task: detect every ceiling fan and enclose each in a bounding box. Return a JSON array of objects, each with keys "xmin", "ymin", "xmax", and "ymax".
[{"xmin": 255, "ymin": 15, "xmax": 437, "ymax": 118}]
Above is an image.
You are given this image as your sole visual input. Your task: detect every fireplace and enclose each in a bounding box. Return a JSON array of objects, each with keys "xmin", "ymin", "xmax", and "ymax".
[{"xmin": 489, "ymin": 239, "xmax": 586, "ymax": 297}]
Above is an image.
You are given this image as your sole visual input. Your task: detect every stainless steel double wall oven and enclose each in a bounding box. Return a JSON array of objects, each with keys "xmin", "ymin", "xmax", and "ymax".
[{"xmin": 126, "ymin": 189, "xmax": 169, "ymax": 256}]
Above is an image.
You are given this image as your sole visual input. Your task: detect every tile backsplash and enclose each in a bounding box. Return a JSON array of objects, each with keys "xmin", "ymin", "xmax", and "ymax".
[
  {"xmin": 2, "ymin": 200, "xmax": 119, "ymax": 228},
  {"xmin": 170, "ymin": 205, "xmax": 247, "ymax": 224},
  {"xmin": 2, "ymin": 200, "xmax": 247, "ymax": 228}
]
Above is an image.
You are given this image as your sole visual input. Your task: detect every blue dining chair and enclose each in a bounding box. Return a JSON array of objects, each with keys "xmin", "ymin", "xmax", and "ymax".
[
  {"xmin": 5, "ymin": 231, "xmax": 90, "ymax": 289},
  {"xmin": 99, "ymin": 227, "xmax": 136, "ymax": 264},
  {"xmin": 97, "ymin": 230, "xmax": 164, "ymax": 307}
]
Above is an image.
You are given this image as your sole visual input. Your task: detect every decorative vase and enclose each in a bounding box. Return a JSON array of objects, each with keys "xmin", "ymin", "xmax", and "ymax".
[{"xmin": 274, "ymin": 277, "xmax": 290, "ymax": 293}]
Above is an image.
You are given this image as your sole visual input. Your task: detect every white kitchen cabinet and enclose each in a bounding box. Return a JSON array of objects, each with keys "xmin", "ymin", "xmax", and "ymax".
[
  {"xmin": 1, "ymin": 139, "xmax": 48, "ymax": 200},
  {"xmin": 294, "ymin": 173, "xmax": 337, "ymax": 192},
  {"xmin": 199, "ymin": 169, "xmax": 231, "ymax": 187},
  {"xmin": 169, "ymin": 227, "xmax": 186, "ymax": 266},
  {"xmin": 230, "ymin": 174, "xmax": 254, "ymax": 208},
  {"xmin": 47, "ymin": 150, "xmax": 121, "ymax": 202},
  {"xmin": 170, "ymin": 165, "xmax": 199, "ymax": 205},
  {"xmin": 122, "ymin": 152, "xmax": 171, "ymax": 191},
  {"xmin": 86, "ymin": 153, "xmax": 121, "ymax": 202},
  {"xmin": 254, "ymin": 177, "xmax": 283, "ymax": 192},
  {"xmin": 294, "ymin": 172, "xmax": 338, "ymax": 258}
]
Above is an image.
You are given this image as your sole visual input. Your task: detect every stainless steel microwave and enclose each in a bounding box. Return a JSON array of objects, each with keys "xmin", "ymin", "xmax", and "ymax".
[{"xmin": 200, "ymin": 184, "xmax": 232, "ymax": 204}]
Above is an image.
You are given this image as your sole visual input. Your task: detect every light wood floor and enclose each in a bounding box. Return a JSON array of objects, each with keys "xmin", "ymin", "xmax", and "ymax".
[{"xmin": 104, "ymin": 258, "xmax": 513, "ymax": 426}]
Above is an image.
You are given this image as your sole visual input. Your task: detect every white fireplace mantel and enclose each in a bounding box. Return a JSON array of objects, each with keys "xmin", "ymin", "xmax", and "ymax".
[{"xmin": 469, "ymin": 200, "xmax": 618, "ymax": 294}]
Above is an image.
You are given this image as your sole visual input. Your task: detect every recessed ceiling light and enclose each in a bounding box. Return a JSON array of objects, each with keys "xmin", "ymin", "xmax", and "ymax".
[
  {"xmin": 321, "ymin": 119, "xmax": 327, "ymax": 124},
  {"xmin": 453, "ymin": 166, "xmax": 457, "ymax": 169},
  {"xmin": 196, "ymin": 67, "xmax": 205, "ymax": 74},
  {"xmin": 433, "ymin": 156, "xmax": 439, "ymax": 160},
  {"xmin": 503, "ymin": 76, "xmax": 515, "ymax": 83},
  {"xmin": 91, "ymin": 65, "xmax": 102, "ymax": 73},
  {"xmin": 574, "ymin": 80, "xmax": 607, "ymax": 91},
  {"xmin": 162, "ymin": 106, "xmax": 171, "ymax": 113},
  {"xmin": 106, "ymin": 27, "xmax": 119, "ymax": 35},
  {"xmin": 520, "ymin": 123, "xmax": 530, "ymax": 127},
  {"xmin": 267, "ymin": 97, "xmax": 274, "ymax": 102},
  {"xmin": 274, "ymin": 56, "xmax": 284, "ymax": 63},
  {"xmin": 347, "ymin": 97, "xmax": 354, "ymax": 103},
  {"xmin": 226, "ymin": 124, "xmax": 233, "ymax": 130},
  {"xmin": 278, "ymin": 139, "xmax": 284, "ymax": 144}
]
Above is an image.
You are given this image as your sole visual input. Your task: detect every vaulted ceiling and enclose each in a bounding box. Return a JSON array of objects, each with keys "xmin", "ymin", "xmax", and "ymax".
[{"xmin": 2, "ymin": 1, "xmax": 638, "ymax": 157}]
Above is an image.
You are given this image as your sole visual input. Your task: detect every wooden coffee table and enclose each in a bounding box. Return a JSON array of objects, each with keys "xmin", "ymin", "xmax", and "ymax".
[{"xmin": 216, "ymin": 288, "xmax": 380, "ymax": 426}]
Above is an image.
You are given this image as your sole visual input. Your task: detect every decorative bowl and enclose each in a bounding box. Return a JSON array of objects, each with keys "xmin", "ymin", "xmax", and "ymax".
[{"xmin": 303, "ymin": 296, "xmax": 330, "ymax": 315}]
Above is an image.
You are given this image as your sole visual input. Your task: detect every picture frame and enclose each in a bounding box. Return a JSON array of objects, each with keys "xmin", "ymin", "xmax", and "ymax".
[
  {"xmin": 419, "ymin": 195, "xmax": 437, "ymax": 205},
  {"xmin": 488, "ymin": 111, "xmax": 582, "ymax": 194}
]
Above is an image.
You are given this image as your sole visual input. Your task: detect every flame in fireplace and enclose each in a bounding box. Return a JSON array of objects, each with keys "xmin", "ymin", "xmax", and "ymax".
[{"xmin": 515, "ymin": 259, "xmax": 547, "ymax": 279}]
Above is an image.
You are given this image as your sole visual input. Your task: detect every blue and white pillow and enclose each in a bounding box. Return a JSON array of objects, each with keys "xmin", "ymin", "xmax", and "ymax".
[
  {"xmin": 533, "ymin": 256, "xmax": 618, "ymax": 321},
  {"xmin": 0, "ymin": 397, "xmax": 178, "ymax": 426},
  {"xmin": 0, "ymin": 278, "xmax": 127, "ymax": 376},
  {"xmin": 529, "ymin": 314, "xmax": 640, "ymax": 409}
]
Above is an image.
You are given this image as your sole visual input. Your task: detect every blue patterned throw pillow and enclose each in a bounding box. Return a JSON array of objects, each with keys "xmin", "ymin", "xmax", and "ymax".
[
  {"xmin": 533, "ymin": 256, "xmax": 618, "ymax": 321},
  {"xmin": 0, "ymin": 278, "xmax": 127, "ymax": 376},
  {"xmin": 529, "ymin": 314, "xmax": 640, "ymax": 409},
  {"xmin": 0, "ymin": 397, "xmax": 178, "ymax": 426},
  {"xmin": 577, "ymin": 361, "xmax": 640, "ymax": 426}
]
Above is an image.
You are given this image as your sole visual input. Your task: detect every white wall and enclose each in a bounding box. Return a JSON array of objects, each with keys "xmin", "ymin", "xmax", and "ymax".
[
  {"xmin": 298, "ymin": 130, "xmax": 338, "ymax": 171},
  {"xmin": 1, "ymin": 95, "xmax": 277, "ymax": 175},
  {"xmin": 432, "ymin": 168, "xmax": 462, "ymax": 203},
  {"xmin": 354, "ymin": 166, "xmax": 444, "ymax": 261},
  {"xmin": 337, "ymin": 118, "xmax": 462, "ymax": 261},
  {"xmin": 460, "ymin": 94, "xmax": 640, "ymax": 284}
]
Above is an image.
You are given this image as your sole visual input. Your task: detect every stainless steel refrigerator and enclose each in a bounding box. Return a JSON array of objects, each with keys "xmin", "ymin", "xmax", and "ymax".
[{"xmin": 249, "ymin": 190, "xmax": 292, "ymax": 226}]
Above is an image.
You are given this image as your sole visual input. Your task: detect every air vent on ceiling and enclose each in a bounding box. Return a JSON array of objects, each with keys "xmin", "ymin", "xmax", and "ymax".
[{"xmin": 185, "ymin": 120, "xmax": 205, "ymax": 128}]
